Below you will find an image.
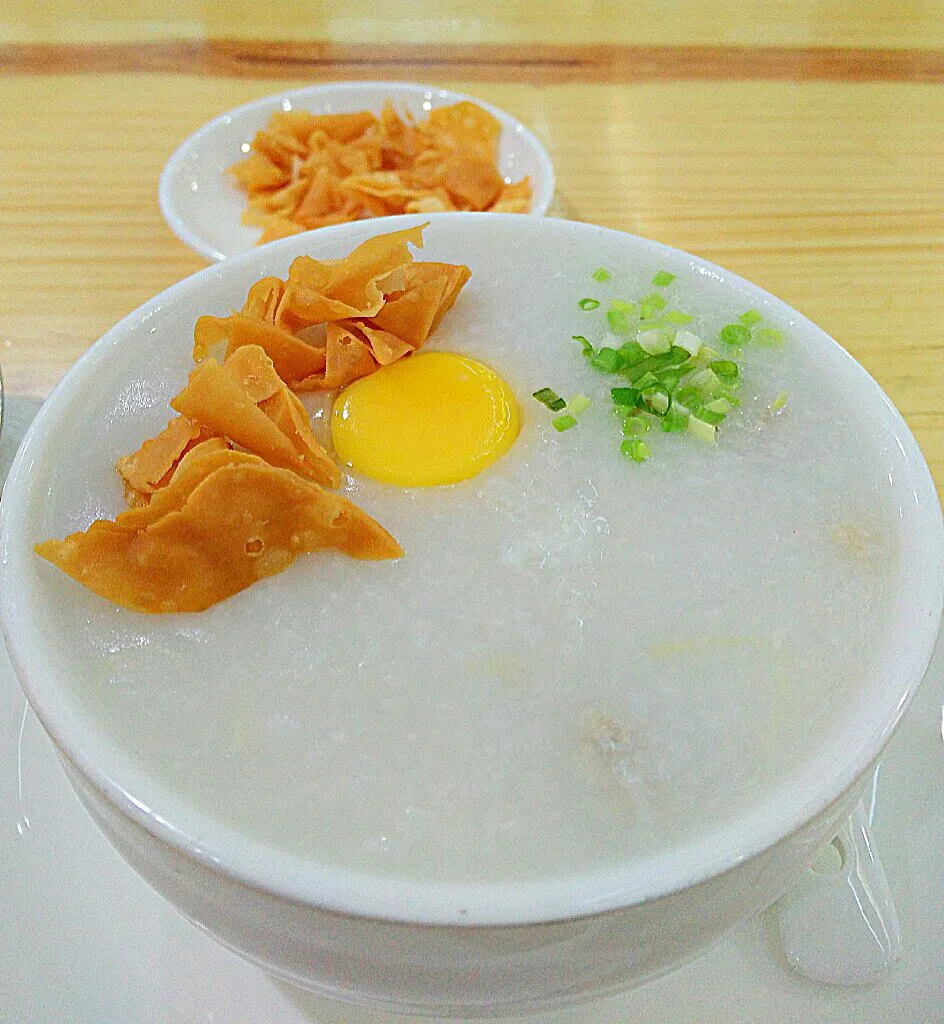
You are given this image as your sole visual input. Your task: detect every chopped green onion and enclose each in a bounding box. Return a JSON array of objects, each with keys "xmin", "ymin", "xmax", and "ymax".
[
  {"xmin": 618, "ymin": 340, "xmax": 647, "ymax": 365},
  {"xmin": 621, "ymin": 439, "xmax": 651, "ymax": 463},
  {"xmin": 652, "ymin": 270, "xmax": 676, "ymax": 287},
  {"xmin": 611, "ymin": 299, "xmax": 637, "ymax": 314},
  {"xmin": 770, "ymin": 391, "xmax": 789, "ymax": 412},
  {"xmin": 657, "ymin": 368, "xmax": 684, "ymax": 392},
  {"xmin": 709, "ymin": 359, "xmax": 740, "ymax": 384},
  {"xmin": 592, "ymin": 267, "xmax": 612, "ymax": 283},
  {"xmin": 590, "ymin": 347, "xmax": 625, "ymax": 373},
  {"xmin": 579, "ymin": 298, "xmax": 600, "ymax": 311},
  {"xmin": 611, "ymin": 386, "xmax": 640, "ymax": 406},
  {"xmin": 703, "ymin": 397, "xmax": 734, "ymax": 414},
  {"xmin": 639, "ymin": 383, "xmax": 671, "ymax": 417},
  {"xmin": 572, "ymin": 334, "xmax": 594, "ymax": 355},
  {"xmin": 688, "ymin": 416, "xmax": 717, "ymax": 444},
  {"xmin": 737, "ymin": 310, "xmax": 763, "ymax": 328},
  {"xmin": 622, "ymin": 415, "xmax": 649, "ymax": 436},
  {"xmin": 532, "ymin": 387, "xmax": 566, "ymax": 411},
  {"xmin": 633, "ymin": 371, "xmax": 660, "ymax": 389},
  {"xmin": 753, "ymin": 327, "xmax": 785, "ymax": 347},
  {"xmin": 625, "ymin": 347, "xmax": 691, "ymax": 383},
  {"xmin": 661, "ymin": 407, "xmax": 690, "ymax": 432},
  {"xmin": 693, "ymin": 407, "xmax": 726, "ymax": 426},
  {"xmin": 673, "ymin": 329, "xmax": 702, "ymax": 358},
  {"xmin": 683, "ymin": 367, "xmax": 717, "ymax": 389},
  {"xmin": 607, "ymin": 308, "xmax": 633, "ymax": 334},
  {"xmin": 720, "ymin": 323, "xmax": 750, "ymax": 346},
  {"xmin": 676, "ymin": 385, "xmax": 701, "ymax": 408},
  {"xmin": 569, "ymin": 393, "xmax": 591, "ymax": 416},
  {"xmin": 552, "ymin": 414, "xmax": 577, "ymax": 432},
  {"xmin": 639, "ymin": 293, "xmax": 668, "ymax": 320},
  {"xmin": 638, "ymin": 328, "xmax": 672, "ymax": 355},
  {"xmin": 664, "ymin": 310, "xmax": 695, "ymax": 326}
]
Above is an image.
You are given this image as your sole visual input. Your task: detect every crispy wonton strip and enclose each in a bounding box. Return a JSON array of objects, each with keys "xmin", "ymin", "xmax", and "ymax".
[
  {"xmin": 170, "ymin": 352, "xmax": 341, "ymax": 488},
  {"xmin": 228, "ymin": 101, "xmax": 532, "ymax": 242},
  {"xmin": 36, "ymin": 460, "xmax": 401, "ymax": 613},
  {"xmin": 296, "ymin": 322, "xmax": 379, "ymax": 392},
  {"xmin": 114, "ymin": 440, "xmax": 251, "ymax": 532},
  {"xmin": 193, "ymin": 314, "xmax": 328, "ymax": 385},
  {"xmin": 279, "ymin": 222, "xmax": 426, "ymax": 326},
  {"xmin": 116, "ymin": 416, "xmax": 202, "ymax": 496},
  {"xmin": 368, "ymin": 262, "xmax": 471, "ymax": 346}
]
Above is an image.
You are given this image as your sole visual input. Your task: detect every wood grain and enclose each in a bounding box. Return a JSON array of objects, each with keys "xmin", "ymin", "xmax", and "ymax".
[
  {"xmin": 1, "ymin": 73, "xmax": 941, "ymax": 492},
  {"xmin": 4, "ymin": 41, "xmax": 943, "ymax": 83},
  {"xmin": 7, "ymin": 0, "xmax": 944, "ymax": 49}
]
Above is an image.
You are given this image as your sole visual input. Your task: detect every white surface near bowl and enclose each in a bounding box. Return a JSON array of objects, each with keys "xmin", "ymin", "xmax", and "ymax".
[
  {"xmin": 158, "ymin": 82, "xmax": 555, "ymax": 262},
  {"xmin": 1, "ymin": 214, "xmax": 941, "ymax": 1017}
]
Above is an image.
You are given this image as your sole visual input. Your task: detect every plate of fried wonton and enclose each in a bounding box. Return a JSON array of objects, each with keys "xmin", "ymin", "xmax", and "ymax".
[{"xmin": 159, "ymin": 81, "xmax": 555, "ymax": 262}]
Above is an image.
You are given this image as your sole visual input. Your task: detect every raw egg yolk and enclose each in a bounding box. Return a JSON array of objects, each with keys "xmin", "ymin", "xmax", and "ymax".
[{"xmin": 331, "ymin": 351, "xmax": 520, "ymax": 486}]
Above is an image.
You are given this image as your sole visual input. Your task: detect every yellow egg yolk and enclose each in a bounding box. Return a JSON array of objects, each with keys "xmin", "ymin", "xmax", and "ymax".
[{"xmin": 331, "ymin": 352, "xmax": 520, "ymax": 486}]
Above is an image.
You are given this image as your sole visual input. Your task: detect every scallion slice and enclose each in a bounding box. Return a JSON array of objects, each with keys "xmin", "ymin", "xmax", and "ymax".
[
  {"xmin": 770, "ymin": 391, "xmax": 789, "ymax": 412},
  {"xmin": 611, "ymin": 386, "xmax": 640, "ymax": 407},
  {"xmin": 621, "ymin": 439, "xmax": 651, "ymax": 463},
  {"xmin": 638, "ymin": 328, "xmax": 672, "ymax": 355},
  {"xmin": 622, "ymin": 415, "xmax": 649, "ymax": 436},
  {"xmin": 607, "ymin": 308, "xmax": 633, "ymax": 334},
  {"xmin": 552, "ymin": 414, "xmax": 577, "ymax": 432},
  {"xmin": 737, "ymin": 310, "xmax": 763, "ymax": 328},
  {"xmin": 592, "ymin": 267, "xmax": 612, "ymax": 283},
  {"xmin": 720, "ymin": 323, "xmax": 750, "ymax": 346},
  {"xmin": 693, "ymin": 407, "xmax": 726, "ymax": 426},
  {"xmin": 673, "ymin": 329, "xmax": 702, "ymax": 358},
  {"xmin": 532, "ymin": 387, "xmax": 566, "ymax": 411},
  {"xmin": 639, "ymin": 383, "xmax": 671, "ymax": 417},
  {"xmin": 664, "ymin": 310, "xmax": 694, "ymax": 326},
  {"xmin": 579, "ymin": 298, "xmax": 601, "ymax": 311},
  {"xmin": 753, "ymin": 327, "xmax": 785, "ymax": 347},
  {"xmin": 661, "ymin": 407, "xmax": 689, "ymax": 432},
  {"xmin": 688, "ymin": 416, "xmax": 717, "ymax": 444},
  {"xmin": 611, "ymin": 298, "xmax": 636, "ymax": 314},
  {"xmin": 590, "ymin": 347, "xmax": 625, "ymax": 373},
  {"xmin": 639, "ymin": 293, "xmax": 668, "ymax": 320},
  {"xmin": 652, "ymin": 270, "xmax": 676, "ymax": 287},
  {"xmin": 572, "ymin": 334, "xmax": 594, "ymax": 355},
  {"xmin": 709, "ymin": 359, "xmax": 740, "ymax": 384},
  {"xmin": 569, "ymin": 393, "xmax": 591, "ymax": 416}
]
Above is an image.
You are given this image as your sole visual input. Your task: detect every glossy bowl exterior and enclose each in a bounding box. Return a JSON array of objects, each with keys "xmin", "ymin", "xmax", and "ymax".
[
  {"xmin": 61, "ymin": 748, "xmax": 869, "ymax": 1016},
  {"xmin": 1, "ymin": 215, "xmax": 941, "ymax": 1015}
]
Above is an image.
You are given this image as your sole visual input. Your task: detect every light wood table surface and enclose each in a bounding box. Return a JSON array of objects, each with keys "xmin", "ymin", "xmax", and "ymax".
[{"xmin": 2, "ymin": 5, "xmax": 942, "ymax": 497}]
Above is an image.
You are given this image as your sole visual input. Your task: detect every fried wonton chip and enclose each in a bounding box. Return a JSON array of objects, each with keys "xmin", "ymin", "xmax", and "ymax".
[
  {"xmin": 193, "ymin": 314, "xmax": 327, "ymax": 386},
  {"xmin": 116, "ymin": 416, "xmax": 223, "ymax": 507},
  {"xmin": 170, "ymin": 347, "xmax": 341, "ymax": 488},
  {"xmin": 36, "ymin": 456, "xmax": 402, "ymax": 613},
  {"xmin": 228, "ymin": 100, "xmax": 533, "ymax": 241},
  {"xmin": 276, "ymin": 222, "xmax": 426, "ymax": 329},
  {"xmin": 490, "ymin": 178, "xmax": 534, "ymax": 214},
  {"xmin": 198, "ymin": 225, "xmax": 469, "ymax": 391},
  {"xmin": 369, "ymin": 262, "xmax": 472, "ymax": 346}
]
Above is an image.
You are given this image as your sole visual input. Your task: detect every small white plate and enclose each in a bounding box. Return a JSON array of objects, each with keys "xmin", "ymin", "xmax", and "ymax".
[{"xmin": 158, "ymin": 81, "xmax": 555, "ymax": 262}]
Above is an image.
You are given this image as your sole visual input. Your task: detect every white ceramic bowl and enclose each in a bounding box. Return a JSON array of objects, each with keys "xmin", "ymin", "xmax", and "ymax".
[
  {"xmin": 1, "ymin": 215, "xmax": 941, "ymax": 1016},
  {"xmin": 159, "ymin": 82, "xmax": 555, "ymax": 262}
]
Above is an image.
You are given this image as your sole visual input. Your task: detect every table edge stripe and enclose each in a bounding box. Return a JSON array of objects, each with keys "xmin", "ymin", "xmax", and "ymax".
[{"xmin": 3, "ymin": 41, "xmax": 943, "ymax": 83}]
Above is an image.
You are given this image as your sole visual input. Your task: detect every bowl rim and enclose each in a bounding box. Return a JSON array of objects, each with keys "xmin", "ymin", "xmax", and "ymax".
[
  {"xmin": 2, "ymin": 213, "xmax": 942, "ymax": 927},
  {"xmin": 157, "ymin": 81, "xmax": 556, "ymax": 262}
]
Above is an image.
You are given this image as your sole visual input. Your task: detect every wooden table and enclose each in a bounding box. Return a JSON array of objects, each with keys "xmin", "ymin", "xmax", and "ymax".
[{"xmin": 3, "ymin": 5, "xmax": 942, "ymax": 497}]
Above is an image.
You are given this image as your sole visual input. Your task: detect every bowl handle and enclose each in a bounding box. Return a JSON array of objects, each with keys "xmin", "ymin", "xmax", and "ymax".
[{"xmin": 776, "ymin": 790, "xmax": 901, "ymax": 986}]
